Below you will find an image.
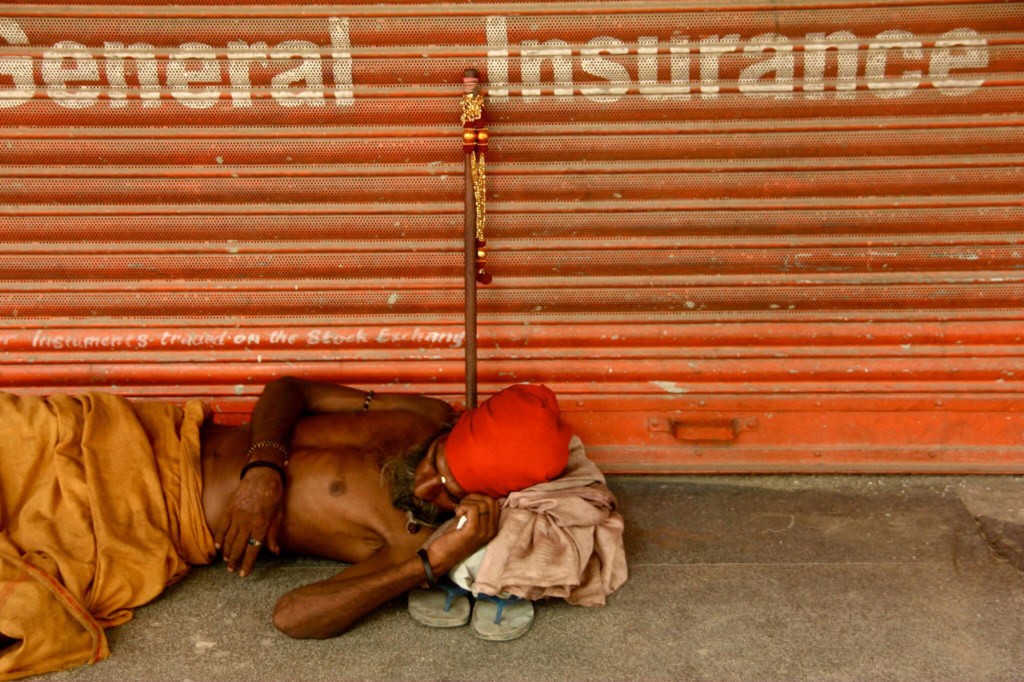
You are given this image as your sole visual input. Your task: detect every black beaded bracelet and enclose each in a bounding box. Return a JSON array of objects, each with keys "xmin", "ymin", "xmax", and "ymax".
[
  {"xmin": 416, "ymin": 548, "xmax": 438, "ymax": 589},
  {"xmin": 240, "ymin": 460, "xmax": 287, "ymax": 486},
  {"xmin": 362, "ymin": 390, "xmax": 375, "ymax": 412}
]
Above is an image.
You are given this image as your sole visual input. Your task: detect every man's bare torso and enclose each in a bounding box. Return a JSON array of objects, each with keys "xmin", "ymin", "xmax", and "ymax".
[{"xmin": 199, "ymin": 411, "xmax": 436, "ymax": 564}]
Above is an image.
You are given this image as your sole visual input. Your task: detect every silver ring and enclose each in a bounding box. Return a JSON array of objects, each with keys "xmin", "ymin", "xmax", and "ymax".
[
  {"xmin": 247, "ymin": 536, "xmax": 262, "ymax": 547},
  {"xmin": 440, "ymin": 475, "xmax": 447, "ymax": 485}
]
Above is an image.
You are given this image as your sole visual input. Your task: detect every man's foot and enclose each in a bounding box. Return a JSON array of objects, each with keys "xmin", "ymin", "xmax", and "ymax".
[
  {"xmin": 471, "ymin": 594, "xmax": 534, "ymax": 641},
  {"xmin": 407, "ymin": 582, "xmax": 471, "ymax": 628}
]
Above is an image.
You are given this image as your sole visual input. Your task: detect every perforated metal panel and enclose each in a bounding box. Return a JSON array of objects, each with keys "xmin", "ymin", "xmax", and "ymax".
[{"xmin": 2, "ymin": 1, "xmax": 1023, "ymax": 472}]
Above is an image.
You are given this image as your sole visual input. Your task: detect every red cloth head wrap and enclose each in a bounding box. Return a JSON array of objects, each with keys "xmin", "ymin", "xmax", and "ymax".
[{"xmin": 445, "ymin": 384, "xmax": 572, "ymax": 497}]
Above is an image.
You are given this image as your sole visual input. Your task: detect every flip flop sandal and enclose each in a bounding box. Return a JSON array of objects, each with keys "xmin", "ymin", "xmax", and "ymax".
[
  {"xmin": 408, "ymin": 581, "xmax": 472, "ymax": 628},
  {"xmin": 471, "ymin": 593, "xmax": 535, "ymax": 642}
]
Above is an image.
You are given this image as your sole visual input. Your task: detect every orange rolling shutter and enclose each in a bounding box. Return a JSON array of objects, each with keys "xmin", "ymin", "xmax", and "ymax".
[{"xmin": 1, "ymin": 1, "xmax": 1022, "ymax": 472}]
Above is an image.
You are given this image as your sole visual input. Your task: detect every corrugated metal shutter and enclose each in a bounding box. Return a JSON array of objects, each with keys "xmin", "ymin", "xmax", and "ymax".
[{"xmin": 2, "ymin": 1, "xmax": 1023, "ymax": 472}]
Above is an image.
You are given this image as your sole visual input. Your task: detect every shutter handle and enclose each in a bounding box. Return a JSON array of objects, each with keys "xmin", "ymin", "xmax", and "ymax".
[{"xmin": 648, "ymin": 416, "xmax": 758, "ymax": 442}]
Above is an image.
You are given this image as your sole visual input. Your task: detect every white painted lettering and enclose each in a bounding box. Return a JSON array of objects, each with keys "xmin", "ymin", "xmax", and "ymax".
[
  {"xmin": 637, "ymin": 36, "xmax": 659, "ymax": 98},
  {"xmin": 580, "ymin": 36, "xmax": 630, "ymax": 102},
  {"xmin": 167, "ymin": 42, "xmax": 221, "ymax": 108},
  {"xmin": 231, "ymin": 333, "xmax": 260, "ymax": 345},
  {"xmin": 485, "ymin": 16, "xmax": 510, "ymax": 97},
  {"xmin": 226, "ymin": 41, "xmax": 268, "ymax": 107},
  {"xmin": 0, "ymin": 17, "xmax": 994, "ymax": 110},
  {"xmin": 0, "ymin": 19, "xmax": 34, "ymax": 108},
  {"xmin": 271, "ymin": 40, "xmax": 326, "ymax": 107},
  {"xmin": 30, "ymin": 331, "xmax": 135, "ymax": 350},
  {"xmin": 103, "ymin": 42, "xmax": 160, "ymax": 108},
  {"xmin": 666, "ymin": 34, "xmax": 693, "ymax": 98},
  {"xmin": 931, "ymin": 27, "xmax": 987, "ymax": 95},
  {"xmin": 699, "ymin": 34, "xmax": 740, "ymax": 98},
  {"xmin": 739, "ymin": 33, "xmax": 795, "ymax": 98},
  {"xmin": 866, "ymin": 29, "xmax": 923, "ymax": 98},
  {"xmin": 804, "ymin": 31, "xmax": 859, "ymax": 100},
  {"xmin": 375, "ymin": 327, "xmax": 465, "ymax": 348},
  {"xmin": 328, "ymin": 17, "xmax": 354, "ymax": 106},
  {"xmin": 42, "ymin": 40, "xmax": 101, "ymax": 109},
  {"xmin": 307, "ymin": 328, "xmax": 369, "ymax": 345},
  {"xmin": 268, "ymin": 330, "xmax": 298, "ymax": 343},
  {"xmin": 520, "ymin": 39, "xmax": 573, "ymax": 99}
]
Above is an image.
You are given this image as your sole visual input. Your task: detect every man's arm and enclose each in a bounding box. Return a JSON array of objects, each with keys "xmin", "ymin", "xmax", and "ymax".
[
  {"xmin": 272, "ymin": 543, "xmax": 427, "ymax": 639},
  {"xmin": 217, "ymin": 377, "xmax": 456, "ymax": 576},
  {"xmin": 273, "ymin": 494, "xmax": 499, "ymax": 639},
  {"xmin": 250, "ymin": 377, "xmax": 454, "ymax": 438}
]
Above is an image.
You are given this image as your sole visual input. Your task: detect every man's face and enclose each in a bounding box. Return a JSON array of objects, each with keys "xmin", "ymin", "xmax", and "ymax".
[
  {"xmin": 384, "ymin": 431, "xmax": 466, "ymax": 527},
  {"xmin": 411, "ymin": 434, "xmax": 467, "ymax": 512}
]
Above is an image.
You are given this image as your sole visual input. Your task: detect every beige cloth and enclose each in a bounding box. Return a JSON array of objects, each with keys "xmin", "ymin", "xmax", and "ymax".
[
  {"xmin": 447, "ymin": 435, "xmax": 628, "ymax": 606},
  {"xmin": 0, "ymin": 392, "xmax": 216, "ymax": 681}
]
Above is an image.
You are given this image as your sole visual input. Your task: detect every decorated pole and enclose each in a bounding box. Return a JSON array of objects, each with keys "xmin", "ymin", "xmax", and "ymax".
[{"xmin": 461, "ymin": 69, "xmax": 488, "ymax": 408}]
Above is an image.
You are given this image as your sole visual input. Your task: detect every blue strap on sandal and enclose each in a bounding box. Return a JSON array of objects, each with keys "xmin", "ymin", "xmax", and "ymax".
[
  {"xmin": 474, "ymin": 592, "xmax": 522, "ymax": 624},
  {"xmin": 438, "ymin": 580, "xmax": 472, "ymax": 612},
  {"xmin": 471, "ymin": 593, "xmax": 535, "ymax": 641},
  {"xmin": 408, "ymin": 579, "xmax": 473, "ymax": 628}
]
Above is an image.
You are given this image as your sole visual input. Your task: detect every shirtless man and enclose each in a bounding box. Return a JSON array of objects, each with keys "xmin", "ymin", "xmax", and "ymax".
[{"xmin": 198, "ymin": 376, "xmax": 571, "ymax": 639}]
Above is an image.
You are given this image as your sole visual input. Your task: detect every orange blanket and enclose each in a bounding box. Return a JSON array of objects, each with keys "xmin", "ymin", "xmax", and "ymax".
[{"xmin": 0, "ymin": 392, "xmax": 216, "ymax": 681}]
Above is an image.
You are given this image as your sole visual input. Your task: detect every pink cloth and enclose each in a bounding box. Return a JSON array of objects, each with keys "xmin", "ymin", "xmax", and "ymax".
[{"xmin": 471, "ymin": 435, "xmax": 628, "ymax": 606}]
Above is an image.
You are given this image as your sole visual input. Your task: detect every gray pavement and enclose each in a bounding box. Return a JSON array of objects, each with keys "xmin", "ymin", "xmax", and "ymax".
[{"xmin": 55, "ymin": 475, "xmax": 1024, "ymax": 681}]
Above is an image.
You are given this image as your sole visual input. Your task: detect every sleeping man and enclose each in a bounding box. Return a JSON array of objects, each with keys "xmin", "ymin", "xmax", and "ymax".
[{"xmin": 0, "ymin": 378, "xmax": 626, "ymax": 680}]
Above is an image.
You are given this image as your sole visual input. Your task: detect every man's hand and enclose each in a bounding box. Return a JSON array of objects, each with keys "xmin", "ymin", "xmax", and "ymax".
[
  {"xmin": 214, "ymin": 467, "xmax": 285, "ymax": 577},
  {"xmin": 271, "ymin": 495, "xmax": 499, "ymax": 639},
  {"xmin": 426, "ymin": 494, "xmax": 501, "ymax": 573}
]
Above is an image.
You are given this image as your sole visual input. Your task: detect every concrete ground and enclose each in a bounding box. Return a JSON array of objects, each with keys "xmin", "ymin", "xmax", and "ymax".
[{"xmin": 55, "ymin": 475, "xmax": 1024, "ymax": 681}]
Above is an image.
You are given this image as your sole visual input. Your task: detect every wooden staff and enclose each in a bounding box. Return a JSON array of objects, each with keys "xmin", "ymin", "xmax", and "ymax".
[
  {"xmin": 461, "ymin": 70, "xmax": 490, "ymax": 408},
  {"xmin": 461, "ymin": 69, "xmax": 484, "ymax": 408}
]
